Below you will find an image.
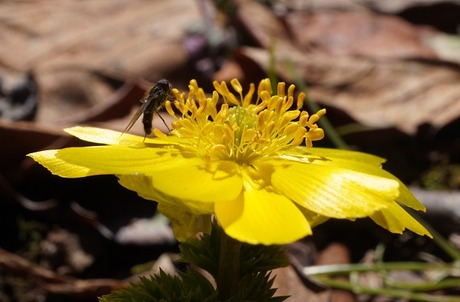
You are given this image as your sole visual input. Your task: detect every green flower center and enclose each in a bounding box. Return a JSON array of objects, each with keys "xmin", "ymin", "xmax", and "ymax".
[{"xmin": 226, "ymin": 106, "xmax": 258, "ymax": 162}]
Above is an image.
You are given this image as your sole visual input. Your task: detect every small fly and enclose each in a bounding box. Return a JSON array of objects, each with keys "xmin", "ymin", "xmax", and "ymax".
[{"xmin": 121, "ymin": 79, "xmax": 174, "ymax": 139}]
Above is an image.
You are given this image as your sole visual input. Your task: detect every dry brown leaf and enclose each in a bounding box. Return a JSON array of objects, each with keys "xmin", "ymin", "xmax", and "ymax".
[
  {"xmin": 0, "ymin": 247, "xmax": 126, "ymax": 297},
  {"xmin": 286, "ymin": 10, "xmax": 437, "ymax": 60},
  {"xmin": 0, "ymin": 120, "xmax": 69, "ymax": 173},
  {"xmin": 285, "ymin": 9, "xmax": 460, "ymax": 65},
  {"xmin": 361, "ymin": 0, "xmax": 460, "ymax": 14},
  {"xmin": 0, "ymin": 0, "xmax": 200, "ymax": 128},
  {"xmin": 0, "ymin": 0, "xmax": 195, "ymax": 74},
  {"xmin": 36, "ymin": 69, "xmax": 116, "ymax": 124},
  {"xmin": 314, "ymin": 243, "xmax": 355, "ymax": 302},
  {"xmin": 235, "ymin": 0, "xmax": 289, "ymax": 47},
  {"xmin": 271, "ymin": 0, "xmax": 363, "ymax": 11},
  {"xmin": 231, "ymin": 2, "xmax": 460, "ymax": 135},
  {"xmin": 273, "ymin": 265, "xmax": 330, "ymax": 302},
  {"xmin": 241, "ymin": 46, "xmax": 460, "ymax": 134}
]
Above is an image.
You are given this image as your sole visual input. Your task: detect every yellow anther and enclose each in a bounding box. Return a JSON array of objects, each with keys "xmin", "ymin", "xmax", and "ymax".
[
  {"xmin": 164, "ymin": 78, "xmax": 325, "ymax": 163},
  {"xmin": 230, "ymin": 78, "xmax": 243, "ymax": 94},
  {"xmin": 277, "ymin": 82, "xmax": 286, "ymax": 97}
]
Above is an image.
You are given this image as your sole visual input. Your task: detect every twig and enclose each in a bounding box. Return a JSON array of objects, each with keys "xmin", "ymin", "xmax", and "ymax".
[{"xmin": 0, "ymin": 248, "xmax": 127, "ymax": 298}]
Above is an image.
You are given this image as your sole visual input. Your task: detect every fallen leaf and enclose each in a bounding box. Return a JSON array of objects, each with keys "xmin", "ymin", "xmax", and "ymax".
[
  {"xmin": 242, "ymin": 46, "xmax": 460, "ymax": 134},
  {"xmin": 0, "ymin": 0, "xmax": 200, "ymax": 129},
  {"xmin": 286, "ymin": 10, "xmax": 437, "ymax": 60}
]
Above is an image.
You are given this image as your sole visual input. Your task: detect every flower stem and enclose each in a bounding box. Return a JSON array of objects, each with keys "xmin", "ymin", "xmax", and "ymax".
[
  {"xmin": 303, "ymin": 261, "xmax": 458, "ymax": 275},
  {"xmin": 408, "ymin": 210, "xmax": 460, "ymax": 261},
  {"xmin": 217, "ymin": 227, "xmax": 242, "ymax": 301},
  {"xmin": 305, "ymin": 262, "xmax": 460, "ymax": 301},
  {"xmin": 314, "ymin": 276, "xmax": 460, "ymax": 302}
]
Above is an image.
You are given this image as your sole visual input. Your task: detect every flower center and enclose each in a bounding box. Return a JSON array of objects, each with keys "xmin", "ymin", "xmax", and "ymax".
[
  {"xmin": 226, "ymin": 106, "xmax": 259, "ymax": 162},
  {"xmin": 162, "ymin": 78, "xmax": 326, "ymax": 164}
]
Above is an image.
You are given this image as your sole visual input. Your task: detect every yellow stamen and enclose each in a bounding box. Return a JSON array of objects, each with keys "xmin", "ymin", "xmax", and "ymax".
[{"xmin": 162, "ymin": 78, "xmax": 325, "ymax": 164}]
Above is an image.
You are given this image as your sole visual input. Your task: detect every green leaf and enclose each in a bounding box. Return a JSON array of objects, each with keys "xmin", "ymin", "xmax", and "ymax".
[{"xmin": 98, "ymin": 269, "xmax": 218, "ymax": 302}]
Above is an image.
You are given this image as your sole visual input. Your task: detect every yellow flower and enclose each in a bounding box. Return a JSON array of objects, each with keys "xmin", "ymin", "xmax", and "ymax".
[{"xmin": 28, "ymin": 78, "xmax": 431, "ymax": 245}]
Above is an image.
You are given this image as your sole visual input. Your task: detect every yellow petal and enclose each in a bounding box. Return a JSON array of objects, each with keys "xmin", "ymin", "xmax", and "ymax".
[
  {"xmin": 287, "ymin": 147, "xmax": 386, "ymax": 166},
  {"xmin": 395, "ymin": 184, "xmax": 427, "ymax": 212},
  {"xmin": 118, "ymin": 176, "xmax": 212, "ymax": 241},
  {"xmin": 65, "ymin": 126, "xmax": 140, "ymax": 145},
  {"xmin": 215, "ymin": 186, "xmax": 312, "ymax": 245},
  {"xmin": 117, "ymin": 174, "xmax": 169, "ymax": 204},
  {"xmin": 118, "ymin": 174, "xmax": 214, "ymax": 214},
  {"xmin": 55, "ymin": 146, "xmax": 243, "ymax": 204},
  {"xmin": 324, "ymin": 157, "xmax": 425, "ymax": 211},
  {"xmin": 64, "ymin": 126, "xmax": 180, "ymax": 146},
  {"xmin": 55, "ymin": 146, "xmax": 182, "ymax": 174},
  {"xmin": 283, "ymin": 148, "xmax": 426, "ymax": 211},
  {"xmin": 150, "ymin": 159, "xmax": 243, "ymax": 204},
  {"xmin": 269, "ymin": 159, "xmax": 399, "ymax": 219},
  {"xmin": 27, "ymin": 149, "xmax": 105, "ymax": 178},
  {"xmin": 370, "ymin": 202, "xmax": 432, "ymax": 237},
  {"xmin": 296, "ymin": 205, "xmax": 330, "ymax": 228},
  {"xmin": 158, "ymin": 202, "xmax": 212, "ymax": 242}
]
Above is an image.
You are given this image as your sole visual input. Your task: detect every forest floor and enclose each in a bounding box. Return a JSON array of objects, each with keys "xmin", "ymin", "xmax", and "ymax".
[{"xmin": 1, "ymin": 0, "xmax": 460, "ymax": 301}]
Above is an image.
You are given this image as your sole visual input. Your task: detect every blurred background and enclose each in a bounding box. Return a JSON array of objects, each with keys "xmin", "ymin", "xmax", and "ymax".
[{"xmin": 1, "ymin": 0, "xmax": 460, "ymax": 301}]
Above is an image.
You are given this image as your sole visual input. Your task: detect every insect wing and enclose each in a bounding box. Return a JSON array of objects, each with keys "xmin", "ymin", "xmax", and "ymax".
[
  {"xmin": 121, "ymin": 98, "xmax": 150, "ymax": 135},
  {"xmin": 121, "ymin": 79, "xmax": 173, "ymax": 137}
]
